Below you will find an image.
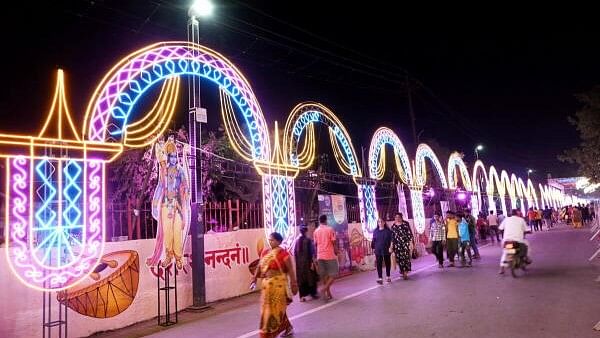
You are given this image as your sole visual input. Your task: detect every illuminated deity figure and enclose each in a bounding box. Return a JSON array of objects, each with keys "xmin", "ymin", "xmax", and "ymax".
[{"xmin": 147, "ymin": 136, "xmax": 191, "ymax": 269}]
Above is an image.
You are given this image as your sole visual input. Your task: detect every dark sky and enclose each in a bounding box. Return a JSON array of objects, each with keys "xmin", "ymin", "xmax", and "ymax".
[{"xmin": 1, "ymin": 1, "xmax": 598, "ymax": 181}]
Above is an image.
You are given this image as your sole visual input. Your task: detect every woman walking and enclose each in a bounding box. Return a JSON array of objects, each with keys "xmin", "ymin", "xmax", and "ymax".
[
  {"xmin": 371, "ymin": 218, "xmax": 393, "ymax": 284},
  {"xmin": 294, "ymin": 225, "xmax": 319, "ymax": 301},
  {"xmin": 391, "ymin": 212, "xmax": 414, "ymax": 280},
  {"xmin": 252, "ymin": 232, "xmax": 298, "ymax": 338}
]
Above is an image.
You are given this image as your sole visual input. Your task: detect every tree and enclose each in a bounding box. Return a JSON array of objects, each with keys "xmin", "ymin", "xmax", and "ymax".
[
  {"xmin": 108, "ymin": 126, "xmax": 188, "ymax": 208},
  {"xmin": 559, "ymin": 86, "xmax": 600, "ymax": 183}
]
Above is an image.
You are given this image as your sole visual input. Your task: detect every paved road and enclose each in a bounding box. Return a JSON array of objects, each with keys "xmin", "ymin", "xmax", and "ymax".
[{"xmin": 98, "ymin": 224, "xmax": 600, "ymax": 338}]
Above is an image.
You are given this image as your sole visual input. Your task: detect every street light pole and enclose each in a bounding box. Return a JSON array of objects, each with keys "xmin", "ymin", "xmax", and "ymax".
[
  {"xmin": 187, "ymin": 0, "xmax": 213, "ymax": 310},
  {"xmin": 475, "ymin": 145, "xmax": 483, "ymax": 161}
]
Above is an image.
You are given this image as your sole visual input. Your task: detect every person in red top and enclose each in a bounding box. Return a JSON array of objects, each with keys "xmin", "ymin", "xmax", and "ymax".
[
  {"xmin": 527, "ymin": 207, "xmax": 537, "ymax": 232},
  {"xmin": 313, "ymin": 214, "xmax": 338, "ymax": 300}
]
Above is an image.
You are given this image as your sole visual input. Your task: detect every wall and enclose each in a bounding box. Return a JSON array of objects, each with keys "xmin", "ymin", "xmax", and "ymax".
[{"xmin": 0, "ymin": 228, "xmax": 265, "ymax": 338}]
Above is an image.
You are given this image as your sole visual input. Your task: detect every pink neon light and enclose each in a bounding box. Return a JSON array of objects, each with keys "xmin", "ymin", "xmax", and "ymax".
[{"xmin": 6, "ymin": 157, "xmax": 105, "ymax": 291}]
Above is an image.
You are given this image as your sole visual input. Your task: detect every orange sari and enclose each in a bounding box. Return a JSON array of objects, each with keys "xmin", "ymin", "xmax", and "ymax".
[{"xmin": 259, "ymin": 248, "xmax": 292, "ymax": 338}]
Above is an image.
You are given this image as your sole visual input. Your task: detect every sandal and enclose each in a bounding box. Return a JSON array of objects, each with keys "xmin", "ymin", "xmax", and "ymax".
[{"xmin": 281, "ymin": 326, "xmax": 294, "ymax": 337}]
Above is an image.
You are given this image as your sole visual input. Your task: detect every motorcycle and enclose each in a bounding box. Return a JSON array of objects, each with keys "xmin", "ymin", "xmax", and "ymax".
[{"xmin": 502, "ymin": 241, "xmax": 529, "ymax": 278}]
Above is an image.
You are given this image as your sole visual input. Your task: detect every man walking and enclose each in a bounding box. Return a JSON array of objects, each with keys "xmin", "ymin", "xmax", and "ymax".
[
  {"xmin": 314, "ymin": 214, "xmax": 338, "ymax": 300},
  {"xmin": 429, "ymin": 212, "xmax": 446, "ymax": 268},
  {"xmin": 487, "ymin": 210, "xmax": 500, "ymax": 243}
]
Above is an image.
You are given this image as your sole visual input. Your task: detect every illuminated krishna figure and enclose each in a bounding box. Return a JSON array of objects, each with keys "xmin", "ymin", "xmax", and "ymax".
[{"xmin": 147, "ymin": 136, "xmax": 191, "ymax": 269}]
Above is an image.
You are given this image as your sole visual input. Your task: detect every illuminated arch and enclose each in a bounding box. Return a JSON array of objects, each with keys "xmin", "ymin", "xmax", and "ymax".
[
  {"xmin": 415, "ymin": 143, "xmax": 448, "ymax": 189},
  {"xmin": 283, "ymin": 102, "xmax": 361, "ymax": 177},
  {"xmin": 471, "ymin": 160, "xmax": 489, "ymax": 214},
  {"xmin": 508, "ymin": 173, "xmax": 521, "ymax": 210},
  {"xmin": 368, "ymin": 127, "xmax": 412, "ymax": 184},
  {"xmin": 447, "ymin": 152, "xmax": 472, "ymax": 191},
  {"xmin": 83, "ymin": 41, "xmax": 271, "ymax": 162},
  {"xmin": 487, "ymin": 166, "xmax": 508, "ymax": 215},
  {"xmin": 364, "ymin": 127, "xmax": 422, "ymax": 236},
  {"xmin": 525, "ymin": 179, "xmax": 540, "ymax": 210}
]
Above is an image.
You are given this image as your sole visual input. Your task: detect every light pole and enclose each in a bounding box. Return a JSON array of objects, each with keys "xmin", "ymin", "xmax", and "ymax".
[
  {"xmin": 187, "ymin": 0, "xmax": 213, "ymax": 310},
  {"xmin": 475, "ymin": 144, "xmax": 483, "ymax": 160},
  {"xmin": 527, "ymin": 169, "xmax": 533, "ymax": 180}
]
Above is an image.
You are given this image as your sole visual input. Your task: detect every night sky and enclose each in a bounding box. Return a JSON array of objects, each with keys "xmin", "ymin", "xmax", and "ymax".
[{"xmin": 1, "ymin": 1, "xmax": 598, "ymax": 182}]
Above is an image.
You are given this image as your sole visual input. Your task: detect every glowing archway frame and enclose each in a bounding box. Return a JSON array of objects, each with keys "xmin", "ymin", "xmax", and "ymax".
[
  {"xmin": 83, "ymin": 41, "xmax": 271, "ymax": 162},
  {"xmin": 278, "ymin": 102, "xmax": 362, "ymax": 240},
  {"xmin": 471, "ymin": 160, "xmax": 490, "ymax": 215},
  {"xmin": 414, "ymin": 143, "xmax": 448, "ymax": 189},
  {"xmin": 1, "ymin": 70, "xmax": 121, "ymax": 291},
  {"xmin": 515, "ymin": 177, "xmax": 538, "ymax": 213},
  {"xmin": 447, "ymin": 152, "xmax": 472, "ymax": 191},
  {"xmin": 539, "ymin": 184, "xmax": 559, "ymax": 209},
  {"xmin": 487, "ymin": 166, "xmax": 508, "ymax": 215},
  {"xmin": 366, "ymin": 128, "xmax": 423, "ymax": 235},
  {"xmin": 447, "ymin": 152, "xmax": 477, "ymax": 215},
  {"xmin": 283, "ymin": 102, "xmax": 361, "ymax": 177},
  {"xmin": 413, "ymin": 143, "xmax": 448, "ymax": 234}
]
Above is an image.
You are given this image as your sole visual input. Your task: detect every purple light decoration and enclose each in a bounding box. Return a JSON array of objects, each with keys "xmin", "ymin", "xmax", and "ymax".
[
  {"xmin": 6, "ymin": 157, "xmax": 105, "ymax": 291},
  {"xmin": 457, "ymin": 191, "xmax": 467, "ymax": 200},
  {"xmin": 427, "ymin": 188, "xmax": 435, "ymax": 197}
]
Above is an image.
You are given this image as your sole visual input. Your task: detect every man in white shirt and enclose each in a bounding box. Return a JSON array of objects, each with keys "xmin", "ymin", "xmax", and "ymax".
[
  {"xmin": 498, "ymin": 209, "xmax": 531, "ymax": 274},
  {"xmin": 486, "ymin": 210, "xmax": 500, "ymax": 243}
]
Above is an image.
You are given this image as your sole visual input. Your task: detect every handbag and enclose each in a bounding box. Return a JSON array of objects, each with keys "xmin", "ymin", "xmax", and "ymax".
[{"xmin": 411, "ymin": 247, "xmax": 419, "ymax": 259}]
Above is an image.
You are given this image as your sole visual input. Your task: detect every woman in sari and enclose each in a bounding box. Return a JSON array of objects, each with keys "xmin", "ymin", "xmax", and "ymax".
[
  {"xmin": 252, "ymin": 232, "xmax": 298, "ymax": 338},
  {"xmin": 294, "ymin": 225, "xmax": 319, "ymax": 301}
]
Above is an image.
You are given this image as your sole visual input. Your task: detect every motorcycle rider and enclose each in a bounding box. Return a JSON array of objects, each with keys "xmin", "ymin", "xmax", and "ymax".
[{"xmin": 498, "ymin": 209, "xmax": 532, "ymax": 274}]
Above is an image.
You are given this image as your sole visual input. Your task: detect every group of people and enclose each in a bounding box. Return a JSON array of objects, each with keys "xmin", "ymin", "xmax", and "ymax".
[
  {"xmin": 251, "ymin": 214, "xmax": 345, "ymax": 337},
  {"xmin": 252, "ymin": 203, "xmax": 556, "ymax": 337},
  {"xmin": 427, "ymin": 209, "xmax": 482, "ymax": 269},
  {"xmin": 561, "ymin": 204, "xmax": 595, "ymax": 228}
]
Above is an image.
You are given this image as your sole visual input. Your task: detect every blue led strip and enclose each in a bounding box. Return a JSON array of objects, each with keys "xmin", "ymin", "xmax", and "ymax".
[{"xmin": 108, "ymin": 58, "xmax": 265, "ymax": 160}]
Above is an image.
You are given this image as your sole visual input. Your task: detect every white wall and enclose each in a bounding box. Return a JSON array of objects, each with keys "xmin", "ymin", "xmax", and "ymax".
[{"xmin": 0, "ymin": 228, "xmax": 265, "ymax": 337}]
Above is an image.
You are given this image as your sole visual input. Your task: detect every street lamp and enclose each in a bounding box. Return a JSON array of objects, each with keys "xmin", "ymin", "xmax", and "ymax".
[
  {"xmin": 475, "ymin": 144, "xmax": 483, "ymax": 160},
  {"xmin": 189, "ymin": 0, "xmax": 214, "ymax": 18},
  {"xmin": 527, "ymin": 169, "xmax": 533, "ymax": 179},
  {"xmin": 187, "ymin": 0, "xmax": 213, "ymax": 310}
]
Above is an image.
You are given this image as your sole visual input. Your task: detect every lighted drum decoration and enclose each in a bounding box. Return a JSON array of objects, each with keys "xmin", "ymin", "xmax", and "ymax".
[{"xmin": 1, "ymin": 70, "xmax": 122, "ymax": 291}]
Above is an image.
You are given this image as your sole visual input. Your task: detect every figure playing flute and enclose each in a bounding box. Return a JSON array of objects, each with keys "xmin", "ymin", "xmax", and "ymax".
[{"xmin": 146, "ymin": 136, "xmax": 191, "ymax": 269}]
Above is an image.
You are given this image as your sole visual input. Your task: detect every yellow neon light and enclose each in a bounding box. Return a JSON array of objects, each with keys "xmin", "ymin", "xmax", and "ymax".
[
  {"xmin": 368, "ymin": 127, "xmax": 412, "ymax": 184},
  {"xmin": 0, "ymin": 71, "xmax": 123, "ymax": 163},
  {"xmin": 447, "ymin": 152, "xmax": 472, "ymax": 191},
  {"xmin": 123, "ymin": 76, "xmax": 180, "ymax": 148},
  {"xmin": 38, "ymin": 70, "xmax": 81, "ymax": 142},
  {"xmin": 282, "ymin": 102, "xmax": 362, "ymax": 177},
  {"xmin": 82, "ymin": 41, "xmax": 271, "ymax": 161},
  {"xmin": 220, "ymin": 89, "xmax": 254, "ymax": 162}
]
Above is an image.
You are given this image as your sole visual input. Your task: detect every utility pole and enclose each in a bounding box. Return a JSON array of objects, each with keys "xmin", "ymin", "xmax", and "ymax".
[{"xmin": 406, "ymin": 75, "xmax": 418, "ymax": 148}]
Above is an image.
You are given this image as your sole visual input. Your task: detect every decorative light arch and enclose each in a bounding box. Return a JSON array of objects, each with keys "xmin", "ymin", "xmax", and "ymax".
[
  {"xmin": 447, "ymin": 152, "xmax": 472, "ymax": 191},
  {"xmin": 415, "ymin": 143, "xmax": 448, "ymax": 189},
  {"xmin": 487, "ymin": 166, "xmax": 508, "ymax": 215},
  {"xmin": 367, "ymin": 128, "xmax": 414, "ymax": 235},
  {"xmin": 447, "ymin": 152, "xmax": 477, "ymax": 215},
  {"xmin": 471, "ymin": 160, "xmax": 489, "ymax": 215},
  {"xmin": 83, "ymin": 41, "xmax": 271, "ymax": 162},
  {"xmin": 283, "ymin": 102, "xmax": 361, "ymax": 177},
  {"xmin": 525, "ymin": 178, "xmax": 540, "ymax": 210},
  {"xmin": 280, "ymin": 102, "xmax": 363, "ymax": 242}
]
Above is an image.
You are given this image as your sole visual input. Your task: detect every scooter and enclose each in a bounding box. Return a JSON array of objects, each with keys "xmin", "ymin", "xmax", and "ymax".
[{"xmin": 502, "ymin": 241, "xmax": 529, "ymax": 278}]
